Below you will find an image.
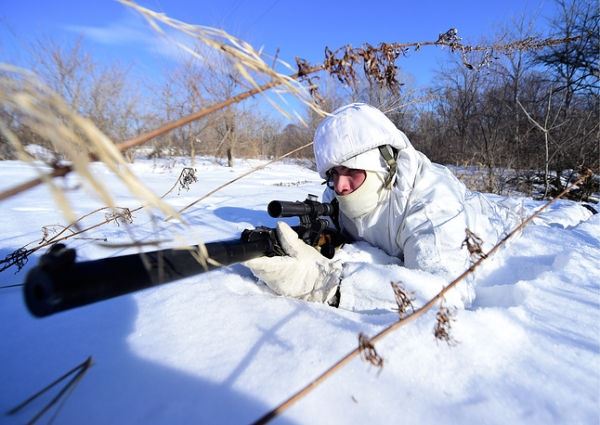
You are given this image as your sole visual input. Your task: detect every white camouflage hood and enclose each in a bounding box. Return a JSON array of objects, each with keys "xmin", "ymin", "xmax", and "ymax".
[{"xmin": 313, "ymin": 103, "xmax": 410, "ymax": 178}]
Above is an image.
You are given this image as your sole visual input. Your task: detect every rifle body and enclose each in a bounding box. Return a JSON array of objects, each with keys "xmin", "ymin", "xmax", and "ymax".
[{"xmin": 24, "ymin": 196, "xmax": 342, "ymax": 317}]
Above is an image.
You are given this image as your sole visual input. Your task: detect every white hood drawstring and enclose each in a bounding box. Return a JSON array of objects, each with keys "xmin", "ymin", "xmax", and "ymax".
[{"xmin": 378, "ymin": 145, "xmax": 398, "ymax": 189}]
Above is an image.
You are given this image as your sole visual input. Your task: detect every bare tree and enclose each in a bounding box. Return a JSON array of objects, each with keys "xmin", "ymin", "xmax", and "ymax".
[
  {"xmin": 25, "ymin": 37, "xmax": 141, "ymax": 152},
  {"xmin": 533, "ymin": 0, "xmax": 599, "ymax": 196},
  {"xmin": 430, "ymin": 59, "xmax": 483, "ymax": 164},
  {"xmin": 536, "ymin": 0, "xmax": 599, "ymax": 104}
]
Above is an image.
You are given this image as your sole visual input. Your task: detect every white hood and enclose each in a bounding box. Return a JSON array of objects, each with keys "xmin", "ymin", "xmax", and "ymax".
[{"xmin": 314, "ymin": 103, "xmax": 409, "ymax": 178}]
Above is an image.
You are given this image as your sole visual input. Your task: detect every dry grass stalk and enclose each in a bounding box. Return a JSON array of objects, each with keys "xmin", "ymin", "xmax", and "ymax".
[
  {"xmin": 6, "ymin": 356, "xmax": 93, "ymax": 424},
  {"xmin": 0, "ymin": 65, "xmax": 181, "ymax": 224},
  {"xmin": 119, "ymin": 0, "xmax": 325, "ymax": 122},
  {"xmin": 251, "ymin": 171, "xmax": 593, "ymax": 425}
]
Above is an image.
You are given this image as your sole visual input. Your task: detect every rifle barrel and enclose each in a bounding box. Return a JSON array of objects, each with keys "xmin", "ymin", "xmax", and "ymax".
[{"xmin": 24, "ymin": 235, "xmax": 273, "ymax": 317}]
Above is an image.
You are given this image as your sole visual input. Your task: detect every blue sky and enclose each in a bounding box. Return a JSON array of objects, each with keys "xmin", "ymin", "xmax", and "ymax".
[
  {"xmin": 0, "ymin": 0, "xmax": 559, "ymax": 79},
  {"xmin": 0, "ymin": 0, "xmax": 559, "ymax": 118}
]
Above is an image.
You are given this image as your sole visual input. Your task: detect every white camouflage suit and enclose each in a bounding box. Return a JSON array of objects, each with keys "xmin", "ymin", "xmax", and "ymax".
[{"xmin": 246, "ymin": 103, "xmax": 518, "ymax": 308}]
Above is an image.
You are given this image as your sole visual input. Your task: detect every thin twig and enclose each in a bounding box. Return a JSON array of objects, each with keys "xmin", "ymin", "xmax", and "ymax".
[
  {"xmin": 0, "ymin": 283, "xmax": 23, "ymax": 289},
  {"xmin": 6, "ymin": 356, "xmax": 93, "ymax": 424},
  {"xmin": 252, "ymin": 171, "xmax": 592, "ymax": 425}
]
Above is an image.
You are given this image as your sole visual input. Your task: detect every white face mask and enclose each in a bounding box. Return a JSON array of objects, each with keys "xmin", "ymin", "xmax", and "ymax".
[{"xmin": 336, "ymin": 171, "xmax": 386, "ymax": 219}]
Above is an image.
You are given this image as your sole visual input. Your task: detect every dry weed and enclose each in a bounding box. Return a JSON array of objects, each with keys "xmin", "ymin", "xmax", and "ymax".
[
  {"xmin": 390, "ymin": 281, "xmax": 415, "ymax": 318},
  {"xmin": 120, "ymin": 0, "xmax": 326, "ymax": 122},
  {"xmin": 433, "ymin": 303, "xmax": 458, "ymax": 346},
  {"xmin": 462, "ymin": 228, "xmax": 488, "ymax": 262},
  {"xmin": 358, "ymin": 333, "xmax": 384, "ymax": 371},
  {"xmin": 177, "ymin": 167, "xmax": 198, "ymax": 194},
  {"xmin": 104, "ymin": 207, "xmax": 134, "ymax": 226}
]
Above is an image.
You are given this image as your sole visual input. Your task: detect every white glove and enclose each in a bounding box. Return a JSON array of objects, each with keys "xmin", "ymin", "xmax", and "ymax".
[{"xmin": 244, "ymin": 222, "xmax": 341, "ymax": 303}]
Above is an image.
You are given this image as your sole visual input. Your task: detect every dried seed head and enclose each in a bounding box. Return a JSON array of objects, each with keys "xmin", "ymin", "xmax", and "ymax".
[
  {"xmin": 433, "ymin": 304, "xmax": 458, "ymax": 346},
  {"xmin": 462, "ymin": 228, "xmax": 487, "ymax": 262},
  {"xmin": 390, "ymin": 281, "xmax": 415, "ymax": 318},
  {"xmin": 436, "ymin": 28, "xmax": 461, "ymax": 47},
  {"xmin": 322, "ymin": 42, "xmax": 402, "ymax": 91},
  {"xmin": 40, "ymin": 225, "xmax": 58, "ymax": 244},
  {"xmin": 358, "ymin": 333, "xmax": 384, "ymax": 370},
  {"xmin": 0, "ymin": 247, "xmax": 30, "ymax": 273},
  {"xmin": 105, "ymin": 207, "xmax": 133, "ymax": 226},
  {"xmin": 178, "ymin": 167, "xmax": 198, "ymax": 194},
  {"xmin": 296, "ymin": 70, "xmax": 324, "ymax": 105}
]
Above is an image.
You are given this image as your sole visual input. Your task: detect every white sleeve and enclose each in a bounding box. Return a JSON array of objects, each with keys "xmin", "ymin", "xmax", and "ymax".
[{"xmin": 401, "ymin": 209, "xmax": 476, "ymax": 307}]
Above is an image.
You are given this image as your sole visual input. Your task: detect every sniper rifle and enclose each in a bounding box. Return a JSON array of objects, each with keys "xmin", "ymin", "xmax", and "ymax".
[{"xmin": 23, "ymin": 195, "xmax": 342, "ymax": 318}]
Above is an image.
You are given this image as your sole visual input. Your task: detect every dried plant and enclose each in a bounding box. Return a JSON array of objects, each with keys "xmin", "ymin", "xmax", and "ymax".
[
  {"xmin": 391, "ymin": 281, "xmax": 415, "ymax": 318},
  {"xmin": 302, "ymin": 29, "xmax": 579, "ymax": 102},
  {"xmin": 462, "ymin": 228, "xmax": 488, "ymax": 262},
  {"xmin": 0, "ymin": 166, "xmax": 202, "ymax": 273},
  {"xmin": 104, "ymin": 207, "xmax": 134, "ymax": 226},
  {"xmin": 433, "ymin": 303, "xmax": 458, "ymax": 346},
  {"xmin": 177, "ymin": 167, "xmax": 198, "ymax": 194},
  {"xmin": 40, "ymin": 225, "xmax": 62, "ymax": 244},
  {"xmin": 6, "ymin": 356, "xmax": 93, "ymax": 424},
  {"xmin": 358, "ymin": 333, "xmax": 384, "ymax": 370},
  {"xmin": 321, "ymin": 42, "xmax": 404, "ymax": 91},
  {"xmin": 119, "ymin": 0, "xmax": 325, "ymax": 122},
  {"xmin": 0, "ymin": 247, "xmax": 29, "ymax": 273},
  {"xmin": 173, "ymin": 141, "xmax": 313, "ymax": 217}
]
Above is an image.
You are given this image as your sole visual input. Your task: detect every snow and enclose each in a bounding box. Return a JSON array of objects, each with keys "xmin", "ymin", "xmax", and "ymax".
[{"xmin": 0, "ymin": 158, "xmax": 598, "ymax": 425}]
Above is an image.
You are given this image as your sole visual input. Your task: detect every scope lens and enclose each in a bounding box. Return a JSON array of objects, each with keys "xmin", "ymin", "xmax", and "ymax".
[{"xmin": 267, "ymin": 201, "xmax": 283, "ymax": 217}]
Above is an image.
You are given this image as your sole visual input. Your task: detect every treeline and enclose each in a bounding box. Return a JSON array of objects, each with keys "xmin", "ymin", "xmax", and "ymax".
[
  {"xmin": 1, "ymin": 0, "xmax": 597, "ymax": 198},
  {"xmin": 411, "ymin": 1, "xmax": 598, "ymax": 196}
]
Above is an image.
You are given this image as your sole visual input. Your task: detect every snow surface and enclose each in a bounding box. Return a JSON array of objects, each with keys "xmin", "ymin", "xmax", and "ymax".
[{"xmin": 0, "ymin": 158, "xmax": 598, "ymax": 425}]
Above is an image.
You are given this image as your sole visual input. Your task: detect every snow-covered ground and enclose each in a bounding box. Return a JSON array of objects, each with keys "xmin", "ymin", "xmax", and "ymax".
[{"xmin": 0, "ymin": 158, "xmax": 598, "ymax": 424}]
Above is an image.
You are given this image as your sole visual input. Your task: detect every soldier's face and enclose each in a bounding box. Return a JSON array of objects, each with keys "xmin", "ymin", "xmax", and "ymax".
[{"xmin": 328, "ymin": 166, "xmax": 367, "ymax": 195}]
